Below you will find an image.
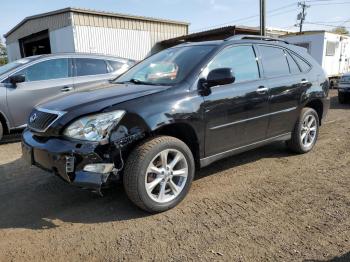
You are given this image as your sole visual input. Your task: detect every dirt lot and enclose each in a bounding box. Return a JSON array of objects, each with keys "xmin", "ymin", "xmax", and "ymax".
[{"xmin": 0, "ymin": 90, "xmax": 349, "ymax": 262}]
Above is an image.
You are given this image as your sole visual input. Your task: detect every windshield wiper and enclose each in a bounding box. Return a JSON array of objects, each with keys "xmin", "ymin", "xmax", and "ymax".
[{"xmin": 115, "ymin": 78, "xmax": 157, "ymax": 85}]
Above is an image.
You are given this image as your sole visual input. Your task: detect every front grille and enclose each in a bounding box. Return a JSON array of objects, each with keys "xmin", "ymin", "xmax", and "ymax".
[{"xmin": 28, "ymin": 108, "xmax": 64, "ymax": 132}]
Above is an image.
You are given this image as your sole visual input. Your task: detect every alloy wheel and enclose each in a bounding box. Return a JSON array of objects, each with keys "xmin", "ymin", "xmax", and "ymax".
[
  {"xmin": 300, "ymin": 114, "xmax": 317, "ymax": 148},
  {"xmin": 145, "ymin": 149, "xmax": 188, "ymax": 203}
]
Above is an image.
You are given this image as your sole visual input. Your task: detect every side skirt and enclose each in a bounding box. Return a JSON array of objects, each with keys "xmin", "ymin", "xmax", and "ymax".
[{"xmin": 200, "ymin": 133, "xmax": 291, "ymax": 168}]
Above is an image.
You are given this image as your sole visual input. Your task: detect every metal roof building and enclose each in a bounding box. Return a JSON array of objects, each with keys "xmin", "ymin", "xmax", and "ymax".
[{"xmin": 4, "ymin": 7, "xmax": 189, "ymax": 62}]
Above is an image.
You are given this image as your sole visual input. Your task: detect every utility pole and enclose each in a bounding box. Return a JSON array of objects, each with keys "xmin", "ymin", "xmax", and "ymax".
[
  {"xmin": 260, "ymin": 0, "xmax": 266, "ymax": 36},
  {"xmin": 297, "ymin": 1, "xmax": 310, "ymax": 33}
]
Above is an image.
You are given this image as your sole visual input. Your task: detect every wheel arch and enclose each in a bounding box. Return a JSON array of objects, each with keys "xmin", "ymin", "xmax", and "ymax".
[
  {"xmin": 0, "ymin": 111, "xmax": 9, "ymax": 134},
  {"xmin": 152, "ymin": 123, "xmax": 201, "ymax": 169},
  {"xmin": 304, "ymin": 99, "xmax": 324, "ymax": 125}
]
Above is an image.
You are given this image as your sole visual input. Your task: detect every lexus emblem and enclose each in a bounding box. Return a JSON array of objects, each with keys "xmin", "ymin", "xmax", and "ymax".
[{"xmin": 30, "ymin": 113, "xmax": 38, "ymax": 123}]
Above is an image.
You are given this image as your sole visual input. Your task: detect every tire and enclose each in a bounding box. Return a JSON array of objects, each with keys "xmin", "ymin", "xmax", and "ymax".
[
  {"xmin": 338, "ymin": 92, "xmax": 346, "ymax": 104},
  {"xmin": 0, "ymin": 121, "xmax": 3, "ymax": 141},
  {"xmin": 287, "ymin": 107, "xmax": 319, "ymax": 154},
  {"xmin": 123, "ymin": 136, "xmax": 195, "ymax": 213}
]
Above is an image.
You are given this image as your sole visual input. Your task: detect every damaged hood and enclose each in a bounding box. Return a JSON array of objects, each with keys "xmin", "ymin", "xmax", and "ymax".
[{"xmin": 39, "ymin": 82, "xmax": 168, "ymax": 113}]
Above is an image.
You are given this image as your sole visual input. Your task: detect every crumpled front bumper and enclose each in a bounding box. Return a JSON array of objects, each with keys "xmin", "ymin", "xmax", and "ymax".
[{"xmin": 21, "ymin": 129, "xmax": 115, "ymax": 192}]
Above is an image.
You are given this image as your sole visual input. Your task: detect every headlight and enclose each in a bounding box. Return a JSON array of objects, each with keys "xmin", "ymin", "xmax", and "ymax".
[{"xmin": 64, "ymin": 110, "xmax": 125, "ymax": 141}]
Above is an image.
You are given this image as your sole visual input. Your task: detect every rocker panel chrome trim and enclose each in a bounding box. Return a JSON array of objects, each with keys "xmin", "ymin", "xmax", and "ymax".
[{"xmin": 200, "ymin": 133, "xmax": 291, "ymax": 167}]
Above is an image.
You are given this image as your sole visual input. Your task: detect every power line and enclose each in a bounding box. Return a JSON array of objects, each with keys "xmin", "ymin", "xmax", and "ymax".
[
  {"xmin": 311, "ymin": 1, "xmax": 350, "ymax": 5},
  {"xmin": 191, "ymin": 3, "xmax": 296, "ymax": 32},
  {"xmin": 304, "ymin": 21, "xmax": 350, "ymax": 29}
]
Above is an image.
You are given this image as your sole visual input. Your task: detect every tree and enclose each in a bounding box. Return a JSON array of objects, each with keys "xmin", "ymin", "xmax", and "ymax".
[
  {"xmin": 0, "ymin": 38, "xmax": 8, "ymax": 65},
  {"xmin": 331, "ymin": 26, "xmax": 349, "ymax": 35}
]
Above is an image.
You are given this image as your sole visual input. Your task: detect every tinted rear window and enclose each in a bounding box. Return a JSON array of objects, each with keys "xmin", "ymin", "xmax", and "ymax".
[
  {"xmin": 259, "ymin": 46, "xmax": 290, "ymax": 77},
  {"xmin": 286, "ymin": 52, "xmax": 301, "ymax": 74},
  {"xmin": 290, "ymin": 53, "xmax": 311, "ymax": 72},
  {"xmin": 75, "ymin": 58, "xmax": 108, "ymax": 76}
]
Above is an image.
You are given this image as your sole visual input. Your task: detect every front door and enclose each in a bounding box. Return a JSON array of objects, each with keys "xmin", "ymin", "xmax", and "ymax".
[
  {"xmin": 202, "ymin": 45, "xmax": 269, "ymax": 157},
  {"xmin": 6, "ymin": 58, "xmax": 73, "ymax": 127}
]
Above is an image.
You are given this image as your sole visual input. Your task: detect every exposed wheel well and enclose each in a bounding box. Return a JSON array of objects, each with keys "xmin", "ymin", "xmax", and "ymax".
[
  {"xmin": 153, "ymin": 123, "xmax": 200, "ymax": 169},
  {"xmin": 0, "ymin": 113, "xmax": 9, "ymax": 134},
  {"xmin": 305, "ymin": 100, "xmax": 323, "ymax": 125}
]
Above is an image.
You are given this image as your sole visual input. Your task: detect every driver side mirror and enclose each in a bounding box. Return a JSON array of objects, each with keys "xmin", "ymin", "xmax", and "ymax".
[
  {"xmin": 199, "ymin": 68, "xmax": 235, "ymax": 96},
  {"xmin": 206, "ymin": 68, "xmax": 235, "ymax": 88},
  {"xmin": 9, "ymin": 74, "xmax": 25, "ymax": 87}
]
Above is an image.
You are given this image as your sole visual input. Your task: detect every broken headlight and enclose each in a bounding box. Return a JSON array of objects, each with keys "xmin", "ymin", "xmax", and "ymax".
[{"xmin": 64, "ymin": 110, "xmax": 125, "ymax": 141}]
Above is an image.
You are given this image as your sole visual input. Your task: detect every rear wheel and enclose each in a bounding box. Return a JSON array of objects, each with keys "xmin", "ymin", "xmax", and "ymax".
[
  {"xmin": 287, "ymin": 107, "xmax": 319, "ymax": 154},
  {"xmin": 338, "ymin": 92, "xmax": 346, "ymax": 104},
  {"xmin": 123, "ymin": 136, "xmax": 195, "ymax": 213}
]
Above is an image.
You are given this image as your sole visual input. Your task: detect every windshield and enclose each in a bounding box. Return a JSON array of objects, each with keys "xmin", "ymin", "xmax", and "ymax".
[
  {"xmin": 115, "ymin": 45, "xmax": 215, "ymax": 85},
  {"xmin": 0, "ymin": 58, "xmax": 34, "ymax": 75}
]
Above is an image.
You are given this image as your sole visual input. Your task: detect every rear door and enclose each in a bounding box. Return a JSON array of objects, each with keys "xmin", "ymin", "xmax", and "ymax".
[
  {"xmin": 257, "ymin": 45, "xmax": 306, "ymax": 137},
  {"xmin": 72, "ymin": 58, "xmax": 114, "ymax": 90},
  {"xmin": 203, "ymin": 44, "xmax": 270, "ymax": 156},
  {"xmin": 6, "ymin": 58, "xmax": 73, "ymax": 127}
]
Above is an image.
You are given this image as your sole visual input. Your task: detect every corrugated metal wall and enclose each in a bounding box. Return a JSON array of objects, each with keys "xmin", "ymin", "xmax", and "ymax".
[
  {"xmin": 73, "ymin": 25, "xmax": 184, "ymax": 60},
  {"xmin": 71, "ymin": 12, "xmax": 187, "ymax": 60},
  {"xmin": 6, "ymin": 13, "xmax": 72, "ymax": 44},
  {"xmin": 72, "ymin": 12, "xmax": 187, "ymax": 35}
]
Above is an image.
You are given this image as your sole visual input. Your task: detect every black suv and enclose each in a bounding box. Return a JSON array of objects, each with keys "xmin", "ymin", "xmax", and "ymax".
[{"xmin": 22, "ymin": 35, "xmax": 330, "ymax": 213}]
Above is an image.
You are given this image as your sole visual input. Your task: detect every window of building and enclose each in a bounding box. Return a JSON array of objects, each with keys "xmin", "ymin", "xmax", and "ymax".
[{"xmin": 326, "ymin": 41, "xmax": 337, "ymax": 56}]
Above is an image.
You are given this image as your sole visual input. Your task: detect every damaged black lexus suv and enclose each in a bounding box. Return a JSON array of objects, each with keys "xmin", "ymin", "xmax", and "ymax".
[{"xmin": 22, "ymin": 36, "xmax": 330, "ymax": 213}]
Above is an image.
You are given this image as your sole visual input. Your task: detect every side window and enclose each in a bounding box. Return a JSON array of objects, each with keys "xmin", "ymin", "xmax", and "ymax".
[
  {"xmin": 107, "ymin": 60, "xmax": 124, "ymax": 72},
  {"xmin": 205, "ymin": 45, "xmax": 260, "ymax": 83},
  {"xmin": 259, "ymin": 46, "xmax": 290, "ymax": 77},
  {"xmin": 16, "ymin": 59, "xmax": 69, "ymax": 82},
  {"xmin": 75, "ymin": 58, "xmax": 108, "ymax": 77},
  {"xmin": 285, "ymin": 51, "xmax": 301, "ymax": 74},
  {"xmin": 290, "ymin": 53, "xmax": 311, "ymax": 72}
]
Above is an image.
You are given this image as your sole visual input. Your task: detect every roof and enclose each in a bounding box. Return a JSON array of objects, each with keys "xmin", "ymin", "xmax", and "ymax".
[
  {"xmin": 160, "ymin": 25, "xmax": 260, "ymax": 46},
  {"xmin": 25, "ymin": 52, "xmax": 134, "ymax": 61},
  {"xmin": 4, "ymin": 7, "xmax": 190, "ymax": 38}
]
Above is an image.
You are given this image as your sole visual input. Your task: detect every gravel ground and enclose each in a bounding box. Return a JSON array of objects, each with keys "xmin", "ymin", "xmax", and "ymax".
[{"xmin": 0, "ymin": 90, "xmax": 349, "ymax": 262}]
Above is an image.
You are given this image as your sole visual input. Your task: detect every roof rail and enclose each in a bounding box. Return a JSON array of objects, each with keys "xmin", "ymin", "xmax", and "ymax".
[{"xmin": 225, "ymin": 35, "xmax": 290, "ymax": 44}]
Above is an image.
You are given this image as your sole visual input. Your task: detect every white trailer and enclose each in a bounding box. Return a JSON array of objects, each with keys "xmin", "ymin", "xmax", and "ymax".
[{"xmin": 281, "ymin": 31, "xmax": 350, "ymax": 87}]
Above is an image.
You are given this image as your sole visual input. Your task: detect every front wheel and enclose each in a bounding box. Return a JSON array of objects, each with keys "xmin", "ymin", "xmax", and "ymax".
[
  {"xmin": 123, "ymin": 136, "xmax": 195, "ymax": 213},
  {"xmin": 287, "ymin": 108, "xmax": 319, "ymax": 154}
]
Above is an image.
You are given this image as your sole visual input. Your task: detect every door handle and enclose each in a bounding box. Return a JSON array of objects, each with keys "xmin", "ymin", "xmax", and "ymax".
[
  {"xmin": 257, "ymin": 86, "xmax": 268, "ymax": 94},
  {"xmin": 61, "ymin": 86, "xmax": 73, "ymax": 92}
]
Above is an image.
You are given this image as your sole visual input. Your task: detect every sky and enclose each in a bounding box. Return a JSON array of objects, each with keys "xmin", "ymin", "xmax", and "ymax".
[{"xmin": 1, "ymin": 0, "xmax": 350, "ymax": 41}]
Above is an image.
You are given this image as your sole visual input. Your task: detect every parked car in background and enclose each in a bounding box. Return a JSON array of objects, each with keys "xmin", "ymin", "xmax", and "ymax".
[
  {"xmin": 22, "ymin": 36, "xmax": 329, "ymax": 213},
  {"xmin": 338, "ymin": 72, "xmax": 350, "ymax": 104},
  {"xmin": 0, "ymin": 53, "xmax": 135, "ymax": 141}
]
